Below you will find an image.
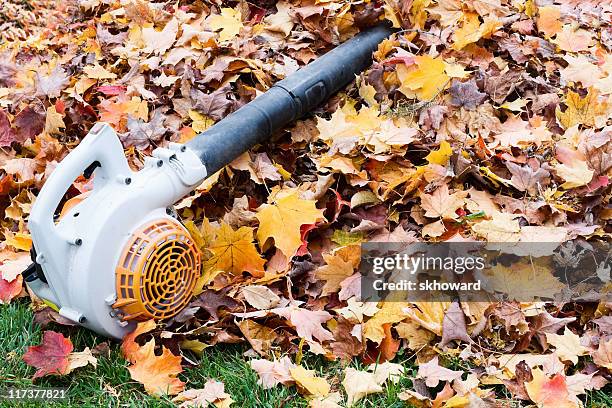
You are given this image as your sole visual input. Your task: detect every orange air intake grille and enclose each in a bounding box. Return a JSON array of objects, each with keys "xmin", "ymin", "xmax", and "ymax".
[{"xmin": 114, "ymin": 219, "xmax": 201, "ymax": 321}]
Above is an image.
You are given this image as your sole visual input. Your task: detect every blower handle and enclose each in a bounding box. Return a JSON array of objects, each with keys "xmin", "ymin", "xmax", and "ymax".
[
  {"xmin": 186, "ymin": 24, "xmax": 395, "ymax": 174},
  {"xmin": 29, "ymin": 123, "xmax": 131, "ymax": 244}
]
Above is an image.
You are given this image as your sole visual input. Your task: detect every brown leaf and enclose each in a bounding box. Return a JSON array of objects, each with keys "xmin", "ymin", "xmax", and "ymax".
[
  {"xmin": 0, "ymin": 108, "xmax": 16, "ymax": 147},
  {"xmin": 438, "ymin": 302, "xmax": 472, "ymax": 348},
  {"xmin": 14, "ymin": 106, "xmax": 45, "ymax": 143},
  {"xmin": 448, "ymin": 80, "xmax": 486, "ymax": 110},
  {"xmin": 507, "ymin": 161, "xmax": 550, "ymax": 196}
]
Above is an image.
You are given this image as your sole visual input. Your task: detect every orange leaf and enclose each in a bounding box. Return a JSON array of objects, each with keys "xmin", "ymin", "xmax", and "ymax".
[
  {"xmin": 525, "ymin": 369, "xmax": 577, "ymax": 408},
  {"xmin": 121, "ymin": 319, "xmax": 157, "ymax": 363},
  {"xmin": 127, "ymin": 339, "xmax": 185, "ymax": 396},
  {"xmin": 22, "ymin": 331, "xmax": 73, "ymax": 378}
]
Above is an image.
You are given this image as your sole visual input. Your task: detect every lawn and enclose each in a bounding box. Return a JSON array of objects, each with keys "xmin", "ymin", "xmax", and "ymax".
[
  {"xmin": 0, "ymin": 300, "xmax": 420, "ymax": 407},
  {"xmin": 2, "ymin": 300, "xmax": 611, "ymax": 407}
]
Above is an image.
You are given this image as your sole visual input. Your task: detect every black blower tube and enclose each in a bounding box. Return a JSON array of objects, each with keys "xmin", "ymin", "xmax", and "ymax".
[{"xmin": 186, "ymin": 24, "xmax": 395, "ymax": 175}]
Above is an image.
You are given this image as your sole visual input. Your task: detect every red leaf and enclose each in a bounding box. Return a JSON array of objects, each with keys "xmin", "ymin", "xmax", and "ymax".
[
  {"xmin": 0, "ymin": 274, "xmax": 22, "ymax": 304},
  {"xmin": 23, "ymin": 331, "xmax": 73, "ymax": 378},
  {"xmin": 97, "ymin": 85, "xmax": 126, "ymax": 96}
]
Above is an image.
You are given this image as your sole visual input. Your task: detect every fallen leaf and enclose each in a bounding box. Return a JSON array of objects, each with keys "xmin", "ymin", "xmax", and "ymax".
[
  {"xmin": 22, "ymin": 331, "xmax": 73, "ymax": 378},
  {"xmin": 290, "ymin": 366, "xmax": 330, "ymax": 397},
  {"xmin": 256, "ymin": 190, "xmax": 324, "ymax": 257},
  {"xmin": 342, "ymin": 367, "xmax": 383, "ymax": 406},
  {"xmin": 127, "ymin": 339, "xmax": 185, "ymax": 396}
]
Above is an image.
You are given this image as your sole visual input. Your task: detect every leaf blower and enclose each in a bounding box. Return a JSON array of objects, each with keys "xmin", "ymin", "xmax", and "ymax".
[{"xmin": 23, "ymin": 25, "xmax": 394, "ymax": 339}]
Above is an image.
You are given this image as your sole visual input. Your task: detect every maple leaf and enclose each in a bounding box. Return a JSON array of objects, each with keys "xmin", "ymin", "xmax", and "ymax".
[
  {"xmin": 141, "ymin": 18, "xmax": 179, "ymax": 55},
  {"xmin": 14, "ymin": 105, "xmax": 45, "ymax": 143},
  {"xmin": 425, "ymin": 140, "xmax": 452, "ymax": 165},
  {"xmin": 449, "ymin": 80, "xmax": 486, "ymax": 110},
  {"xmin": 439, "ymin": 301, "xmax": 472, "ymax": 348},
  {"xmin": 560, "ymin": 55, "xmax": 601, "ymax": 88},
  {"xmin": 127, "ymin": 340, "xmax": 185, "ymax": 396},
  {"xmin": 173, "ymin": 380, "xmax": 233, "ymax": 408},
  {"xmin": 264, "ymin": 2, "xmax": 294, "ymax": 37},
  {"xmin": 241, "ymin": 285, "xmax": 280, "ymax": 310},
  {"xmin": 0, "ymin": 274, "xmax": 23, "ymax": 304},
  {"xmin": 0, "ymin": 108, "xmax": 16, "ymax": 147},
  {"xmin": 342, "ymin": 368, "xmax": 383, "ymax": 406},
  {"xmin": 477, "ymin": 261, "xmax": 565, "ymax": 301},
  {"xmin": 592, "ymin": 338, "xmax": 612, "ymax": 369},
  {"xmin": 191, "ymin": 85, "xmax": 233, "ymax": 121},
  {"xmin": 397, "ymin": 56, "xmax": 450, "ymax": 101},
  {"xmin": 205, "ymin": 222, "xmax": 265, "ymax": 279},
  {"xmin": 363, "ymin": 302, "xmax": 410, "ymax": 344},
  {"xmin": 417, "ymin": 356, "xmax": 462, "ymax": 387},
  {"xmin": 290, "ymin": 366, "xmax": 330, "ymax": 397},
  {"xmin": 35, "ymin": 66, "xmax": 69, "ymax": 98},
  {"xmin": 537, "ymin": 6, "xmax": 562, "ymax": 38},
  {"xmin": 121, "ymin": 319, "xmax": 157, "ymax": 363},
  {"xmin": 525, "ymin": 369, "xmax": 577, "ymax": 408},
  {"xmin": 471, "ymin": 212, "xmax": 520, "ymax": 242},
  {"xmin": 420, "ymin": 184, "xmax": 468, "ymax": 220},
  {"xmin": 507, "ymin": 162, "xmax": 550, "ymax": 196},
  {"xmin": 22, "ymin": 331, "xmax": 73, "ymax": 378},
  {"xmin": 249, "ymin": 356, "xmax": 296, "ymax": 389},
  {"xmin": 237, "ymin": 319, "xmax": 276, "ymax": 357},
  {"xmin": 554, "ymin": 159, "xmax": 594, "ymax": 189},
  {"xmin": 208, "ymin": 8, "xmax": 243, "ymax": 42},
  {"xmin": 316, "ymin": 251, "xmax": 356, "ymax": 296},
  {"xmin": 556, "ymin": 89, "xmax": 606, "ymax": 129},
  {"xmin": 545, "ymin": 328, "xmax": 588, "ymax": 365},
  {"xmin": 122, "ymin": 109, "xmax": 166, "ymax": 149},
  {"xmin": 255, "ymin": 190, "xmax": 323, "ymax": 257},
  {"xmin": 274, "ymin": 306, "xmax": 334, "ymax": 345}
]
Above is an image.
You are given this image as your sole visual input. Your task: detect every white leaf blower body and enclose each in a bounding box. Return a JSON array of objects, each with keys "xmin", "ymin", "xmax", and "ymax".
[{"xmin": 28, "ymin": 123, "xmax": 207, "ymax": 338}]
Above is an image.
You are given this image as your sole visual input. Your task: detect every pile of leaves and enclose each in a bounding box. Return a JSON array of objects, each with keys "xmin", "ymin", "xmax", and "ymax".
[{"xmin": 1, "ymin": 0, "xmax": 611, "ymax": 406}]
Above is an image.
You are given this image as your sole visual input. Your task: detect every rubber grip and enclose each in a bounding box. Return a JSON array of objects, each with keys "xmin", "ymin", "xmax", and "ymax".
[{"xmin": 186, "ymin": 24, "xmax": 395, "ymax": 174}]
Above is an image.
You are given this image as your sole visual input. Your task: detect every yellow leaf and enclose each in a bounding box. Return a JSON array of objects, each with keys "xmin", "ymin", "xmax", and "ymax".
[
  {"xmin": 256, "ymin": 190, "xmax": 323, "ymax": 257},
  {"xmin": 452, "ymin": 13, "xmax": 501, "ymax": 50},
  {"xmin": 363, "ymin": 301, "xmax": 410, "ymax": 344},
  {"xmin": 397, "ymin": 56, "xmax": 449, "ymax": 100},
  {"xmin": 4, "ymin": 232, "xmax": 32, "ymax": 251},
  {"xmin": 479, "ymin": 261, "xmax": 565, "ymax": 301},
  {"xmin": 188, "ymin": 110, "xmax": 214, "ymax": 133},
  {"xmin": 205, "ymin": 222, "xmax": 265, "ymax": 278},
  {"xmin": 208, "ymin": 8, "xmax": 243, "ymax": 42},
  {"xmin": 500, "ymin": 98, "xmax": 528, "ymax": 112},
  {"xmin": 359, "ymin": 83, "xmax": 378, "ymax": 107},
  {"xmin": 425, "ymin": 140, "xmax": 452, "ymax": 166},
  {"xmin": 342, "ymin": 368, "xmax": 383, "ymax": 406},
  {"xmin": 83, "ymin": 63, "xmax": 117, "ymax": 80},
  {"xmin": 554, "ymin": 160, "xmax": 594, "ymax": 189},
  {"xmin": 316, "ymin": 250, "xmax": 357, "ymax": 296},
  {"xmin": 290, "ymin": 366, "xmax": 330, "ymax": 397},
  {"xmin": 179, "ymin": 339, "xmax": 208, "ymax": 356},
  {"xmin": 471, "ymin": 212, "xmax": 520, "ymax": 242},
  {"xmin": 44, "ymin": 106, "xmax": 65, "ymax": 135},
  {"xmin": 556, "ymin": 88, "xmax": 607, "ymax": 129},
  {"xmin": 545, "ymin": 328, "xmax": 588, "ymax": 364}
]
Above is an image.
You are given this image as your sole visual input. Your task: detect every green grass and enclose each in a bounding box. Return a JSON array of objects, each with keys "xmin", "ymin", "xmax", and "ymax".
[{"xmin": 0, "ymin": 300, "xmax": 610, "ymax": 407}]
